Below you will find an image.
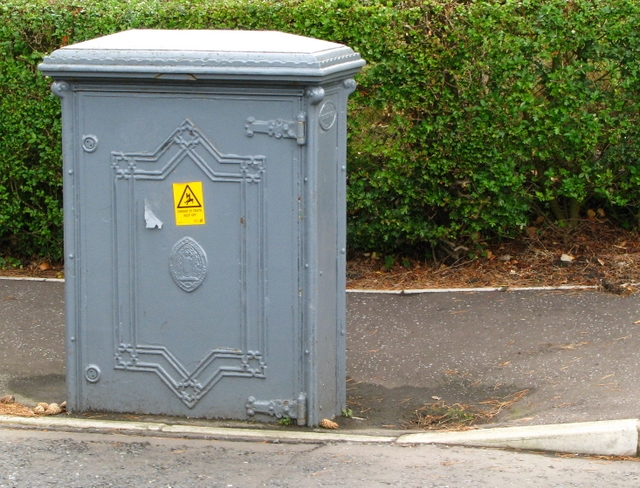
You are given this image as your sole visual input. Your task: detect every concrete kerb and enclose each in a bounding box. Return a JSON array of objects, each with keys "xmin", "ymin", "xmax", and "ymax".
[
  {"xmin": 0, "ymin": 415, "xmax": 638, "ymax": 456},
  {"xmin": 0, "ymin": 415, "xmax": 397, "ymax": 444},
  {"xmin": 396, "ymin": 419, "xmax": 640, "ymax": 457}
]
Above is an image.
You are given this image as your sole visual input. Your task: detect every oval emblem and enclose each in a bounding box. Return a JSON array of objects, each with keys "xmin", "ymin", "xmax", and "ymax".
[
  {"xmin": 319, "ymin": 101, "xmax": 337, "ymax": 131},
  {"xmin": 169, "ymin": 237, "xmax": 208, "ymax": 292}
]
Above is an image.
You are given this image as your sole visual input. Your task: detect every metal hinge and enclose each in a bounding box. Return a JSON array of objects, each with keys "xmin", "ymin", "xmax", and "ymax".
[
  {"xmin": 246, "ymin": 392, "xmax": 307, "ymax": 426},
  {"xmin": 245, "ymin": 113, "xmax": 306, "ymax": 145}
]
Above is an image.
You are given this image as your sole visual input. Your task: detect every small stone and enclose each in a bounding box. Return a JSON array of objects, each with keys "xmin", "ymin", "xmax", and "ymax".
[
  {"xmin": 45, "ymin": 403, "xmax": 62, "ymax": 415},
  {"xmin": 319, "ymin": 418, "xmax": 339, "ymax": 429}
]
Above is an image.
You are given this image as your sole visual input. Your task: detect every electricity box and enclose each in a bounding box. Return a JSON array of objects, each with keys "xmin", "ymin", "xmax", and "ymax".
[{"xmin": 39, "ymin": 29, "xmax": 364, "ymax": 425}]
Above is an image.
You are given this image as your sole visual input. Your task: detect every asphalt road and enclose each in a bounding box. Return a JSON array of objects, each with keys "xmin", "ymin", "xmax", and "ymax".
[{"xmin": 1, "ymin": 427, "xmax": 640, "ymax": 487}]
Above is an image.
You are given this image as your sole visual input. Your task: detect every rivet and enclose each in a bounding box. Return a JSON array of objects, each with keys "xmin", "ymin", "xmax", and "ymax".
[
  {"xmin": 68, "ymin": 169, "xmax": 74, "ymax": 175},
  {"xmin": 68, "ymin": 253, "xmax": 74, "ymax": 259}
]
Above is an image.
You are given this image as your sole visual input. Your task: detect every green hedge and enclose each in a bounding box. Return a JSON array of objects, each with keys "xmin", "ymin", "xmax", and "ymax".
[{"xmin": 2, "ymin": 0, "xmax": 640, "ymax": 261}]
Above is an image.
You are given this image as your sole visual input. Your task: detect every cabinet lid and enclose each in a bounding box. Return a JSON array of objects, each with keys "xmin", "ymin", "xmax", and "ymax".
[{"xmin": 38, "ymin": 29, "xmax": 365, "ymax": 82}]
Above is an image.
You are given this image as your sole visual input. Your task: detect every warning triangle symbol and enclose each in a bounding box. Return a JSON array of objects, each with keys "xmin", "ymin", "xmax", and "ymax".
[{"xmin": 177, "ymin": 185, "xmax": 202, "ymax": 209}]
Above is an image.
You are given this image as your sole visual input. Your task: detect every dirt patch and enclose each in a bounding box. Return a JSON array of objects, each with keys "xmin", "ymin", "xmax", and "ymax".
[
  {"xmin": 0, "ymin": 396, "xmax": 65, "ymax": 417},
  {"xmin": 0, "ymin": 402, "xmax": 35, "ymax": 417},
  {"xmin": 348, "ymin": 222, "xmax": 640, "ymax": 292},
  {"xmin": 0, "ymin": 260, "xmax": 63, "ymax": 280},
  {"xmin": 337, "ymin": 377, "xmax": 533, "ymax": 431}
]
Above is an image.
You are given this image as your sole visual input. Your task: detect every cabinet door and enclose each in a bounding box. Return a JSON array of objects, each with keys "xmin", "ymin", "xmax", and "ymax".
[{"xmin": 70, "ymin": 88, "xmax": 305, "ymax": 421}]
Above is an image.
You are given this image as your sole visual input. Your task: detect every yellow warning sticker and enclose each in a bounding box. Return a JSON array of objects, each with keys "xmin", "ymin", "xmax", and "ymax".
[{"xmin": 173, "ymin": 182, "xmax": 205, "ymax": 226}]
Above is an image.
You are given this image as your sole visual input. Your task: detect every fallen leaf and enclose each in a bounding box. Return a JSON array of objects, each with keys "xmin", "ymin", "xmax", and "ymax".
[
  {"xmin": 614, "ymin": 335, "xmax": 631, "ymax": 341},
  {"xmin": 38, "ymin": 261, "xmax": 51, "ymax": 271},
  {"xmin": 560, "ymin": 253, "xmax": 574, "ymax": 262},
  {"xmin": 550, "ymin": 342, "xmax": 590, "ymax": 350},
  {"xmin": 431, "ymin": 396, "xmax": 442, "ymax": 400},
  {"xmin": 597, "ymin": 258, "xmax": 605, "ymax": 266},
  {"xmin": 497, "ymin": 361, "xmax": 511, "ymax": 367}
]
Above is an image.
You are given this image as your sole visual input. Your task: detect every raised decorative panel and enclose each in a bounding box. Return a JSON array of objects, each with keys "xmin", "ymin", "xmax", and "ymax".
[
  {"xmin": 169, "ymin": 236, "xmax": 208, "ymax": 293},
  {"xmin": 110, "ymin": 118, "xmax": 267, "ymax": 408}
]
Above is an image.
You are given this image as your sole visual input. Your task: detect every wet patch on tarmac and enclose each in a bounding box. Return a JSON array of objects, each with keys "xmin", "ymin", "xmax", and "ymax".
[{"xmin": 8, "ymin": 374, "xmax": 65, "ymax": 405}]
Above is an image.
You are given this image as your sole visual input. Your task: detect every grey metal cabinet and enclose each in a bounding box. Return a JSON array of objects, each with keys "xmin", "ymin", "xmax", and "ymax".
[{"xmin": 39, "ymin": 30, "xmax": 364, "ymax": 426}]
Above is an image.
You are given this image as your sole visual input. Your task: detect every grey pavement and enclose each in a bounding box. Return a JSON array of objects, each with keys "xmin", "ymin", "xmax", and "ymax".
[
  {"xmin": 2, "ymin": 278, "xmax": 640, "ymax": 455},
  {"xmin": 347, "ymin": 288, "xmax": 640, "ymax": 427}
]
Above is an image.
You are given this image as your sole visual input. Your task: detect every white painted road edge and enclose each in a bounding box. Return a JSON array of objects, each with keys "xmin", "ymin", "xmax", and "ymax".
[
  {"xmin": 0, "ymin": 276, "xmax": 598, "ymax": 294},
  {"xmin": 346, "ymin": 285, "xmax": 598, "ymax": 294},
  {"xmin": 0, "ymin": 276, "xmax": 64, "ymax": 282},
  {"xmin": 0, "ymin": 415, "xmax": 637, "ymax": 456}
]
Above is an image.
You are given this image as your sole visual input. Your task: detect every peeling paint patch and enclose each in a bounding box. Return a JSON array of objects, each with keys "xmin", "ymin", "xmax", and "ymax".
[{"xmin": 144, "ymin": 201, "xmax": 163, "ymax": 229}]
